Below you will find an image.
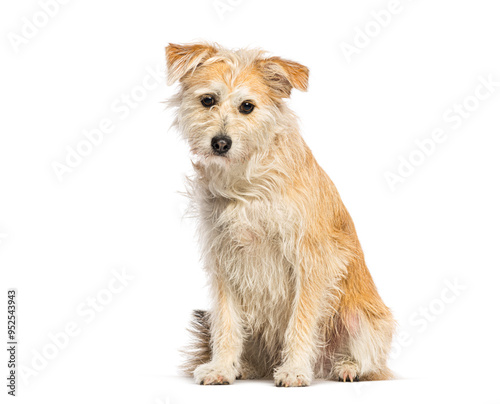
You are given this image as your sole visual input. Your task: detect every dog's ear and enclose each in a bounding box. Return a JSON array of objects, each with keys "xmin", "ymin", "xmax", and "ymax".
[
  {"xmin": 259, "ymin": 57, "xmax": 309, "ymax": 98},
  {"xmin": 165, "ymin": 43, "xmax": 216, "ymax": 85}
]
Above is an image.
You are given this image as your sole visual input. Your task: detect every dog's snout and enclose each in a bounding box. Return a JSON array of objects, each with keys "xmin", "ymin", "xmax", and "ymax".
[{"xmin": 211, "ymin": 135, "xmax": 232, "ymax": 155}]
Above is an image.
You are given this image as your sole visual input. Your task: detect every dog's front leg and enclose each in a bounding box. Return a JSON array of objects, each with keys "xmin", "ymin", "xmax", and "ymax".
[
  {"xmin": 274, "ymin": 268, "xmax": 324, "ymax": 387},
  {"xmin": 194, "ymin": 277, "xmax": 244, "ymax": 385}
]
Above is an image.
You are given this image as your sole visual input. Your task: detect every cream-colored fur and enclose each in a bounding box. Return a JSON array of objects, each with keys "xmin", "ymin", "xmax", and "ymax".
[{"xmin": 165, "ymin": 43, "xmax": 395, "ymax": 387}]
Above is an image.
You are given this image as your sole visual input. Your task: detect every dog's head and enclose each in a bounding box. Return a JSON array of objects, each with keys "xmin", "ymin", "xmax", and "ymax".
[{"xmin": 165, "ymin": 43, "xmax": 308, "ymax": 168}]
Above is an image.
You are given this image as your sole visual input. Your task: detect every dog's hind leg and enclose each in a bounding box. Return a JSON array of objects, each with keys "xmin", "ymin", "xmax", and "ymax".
[{"xmin": 333, "ymin": 307, "xmax": 395, "ymax": 382}]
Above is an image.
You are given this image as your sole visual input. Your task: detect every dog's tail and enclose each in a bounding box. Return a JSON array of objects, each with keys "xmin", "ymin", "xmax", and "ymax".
[{"xmin": 180, "ymin": 309, "xmax": 212, "ymax": 375}]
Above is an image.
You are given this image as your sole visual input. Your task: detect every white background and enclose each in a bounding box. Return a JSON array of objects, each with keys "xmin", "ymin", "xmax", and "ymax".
[{"xmin": 1, "ymin": 1, "xmax": 500, "ymax": 403}]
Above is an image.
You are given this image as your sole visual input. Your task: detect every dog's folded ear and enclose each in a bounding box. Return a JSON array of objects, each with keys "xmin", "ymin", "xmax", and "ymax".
[
  {"xmin": 165, "ymin": 43, "xmax": 217, "ymax": 85},
  {"xmin": 259, "ymin": 57, "xmax": 309, "ymax": 98}
]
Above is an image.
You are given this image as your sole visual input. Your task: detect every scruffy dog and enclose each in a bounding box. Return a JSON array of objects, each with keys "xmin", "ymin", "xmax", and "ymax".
[{"xmin": 165, "ymin": 43, "xmax": 395, "ymax": 387}]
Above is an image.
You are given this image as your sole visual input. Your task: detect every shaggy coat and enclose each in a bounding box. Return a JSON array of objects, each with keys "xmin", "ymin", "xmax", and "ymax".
[{"xmin": 165, "ymin": 43, "xmax": 395, "ymax": 387}]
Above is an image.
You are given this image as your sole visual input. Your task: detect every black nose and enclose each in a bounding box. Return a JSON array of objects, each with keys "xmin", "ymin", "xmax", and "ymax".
[{"xmin": 211, "ymin": 135, "xmax": 232, "ymax": 154}]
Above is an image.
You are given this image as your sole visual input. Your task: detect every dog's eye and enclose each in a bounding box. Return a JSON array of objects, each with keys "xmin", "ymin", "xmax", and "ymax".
[
  {"xmin": 239, "ymin": 101, "xmax": 255, "ymax": 114},
  {"xmin": 201, "ymin": 95, "xmax": 216, "ymax": 107}
]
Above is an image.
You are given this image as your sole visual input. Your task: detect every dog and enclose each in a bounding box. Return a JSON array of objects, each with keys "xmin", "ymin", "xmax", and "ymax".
[{"xmin": 165, "ymin": 43, "xmax": 395, "ymax": 387}]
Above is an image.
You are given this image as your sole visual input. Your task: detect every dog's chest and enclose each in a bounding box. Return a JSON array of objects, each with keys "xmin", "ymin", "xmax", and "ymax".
[
  {"xmin": 209, "ymin": 198, "xmax": 295, "ymax": 321},
  {"xmin": 221, "ymin": 200, "xmax": 275, "ymax": 248}
]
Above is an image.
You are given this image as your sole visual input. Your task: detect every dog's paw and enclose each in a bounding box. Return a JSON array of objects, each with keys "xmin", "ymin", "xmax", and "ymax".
[
  {"xmin": 274, "ymin": 365, "xmax": 312, "ymax": 387},
  {"xmin": 194, "ymin": 362, "xmax": 238, "ymax": 385},
  {"xmin": 336, "ymin": 360, "xmax": 359, "ymax": 382}
]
